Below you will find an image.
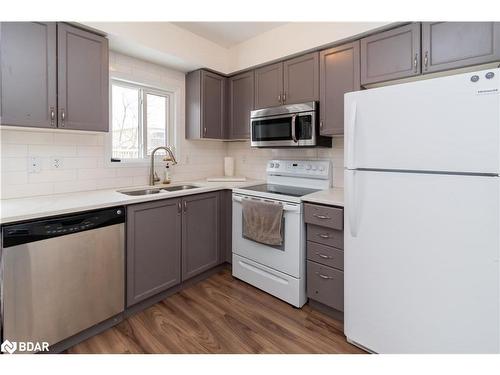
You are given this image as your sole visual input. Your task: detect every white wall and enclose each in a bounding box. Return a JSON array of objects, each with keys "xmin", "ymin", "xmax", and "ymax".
[
  {"xmin": 83, "ymin": 22, "xmax": 231, "ymax": 73},
  {"xmin": 0, "ymin": 52, "xmax": 226, "ymax": 199},
  {"xmin": 228, "ymin": 22, "xmax": 390, "ymax": 72}
]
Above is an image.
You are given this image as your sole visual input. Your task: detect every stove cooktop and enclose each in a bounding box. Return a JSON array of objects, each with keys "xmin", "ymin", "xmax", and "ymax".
[{"xmin": 240, "ymin": 184, "xmax": 320, "ymax": 198}]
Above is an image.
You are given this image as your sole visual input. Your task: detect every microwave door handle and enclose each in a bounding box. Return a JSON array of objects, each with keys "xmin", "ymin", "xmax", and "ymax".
[{"xmin": 291, "ymin": 114, "xmax": 298, "ymax": 143}]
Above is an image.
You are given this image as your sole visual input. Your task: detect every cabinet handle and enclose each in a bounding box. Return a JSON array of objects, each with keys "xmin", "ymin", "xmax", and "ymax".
[
  {"xmin": 183, "ymin": 200, "xmax": 187, "ymax": 212},
  {"xmin": 283, "ymin": 92, "xmax": 286, "ymax": 103},
  {"xmin": 313, "ymin": 214, "xmax": 331, "ymax": 220},
  {"xmin": 318, "ymin": 233, "xmax": 331, "ymax": 239},
  {"xmin": 50, "ymin": 107, "xmax": 55, "ymax": 127},
  {"xmin": 315, "ymin": 272, "xmax": 333, "ymax": 280},
  {"xmin": 278, "ymin": 94, "xmax": 281, "ymax": 103},
  {"xmin": 316, "ymin": 253, "xmax": 332, "ymax": 259},
  {"xmin": 424, "ymin": 51, "xmax": 429, "ymax": 70},
  {"xmin": 60, "ymin": 108, "xmax": 66, "ymax": 127},
  {"xmin": 320, "ymin": 121, "xmax": 324, "ymax": 129},
  {"xmin": 177, "ymin": 201, "xmax": 182, "ymax": 213},
  {"xmin": 413, "ymin": 53, "xmax": 418, "ymax": 73},
  {"xmin": 203, "ymin": 127, "xmax": 207, "ymax": 136}
]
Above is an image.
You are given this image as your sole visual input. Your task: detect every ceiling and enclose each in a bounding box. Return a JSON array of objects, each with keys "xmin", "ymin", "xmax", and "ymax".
[{"xmin": 172, "ymin": 22, "xmax": 286, "ymax": 48}]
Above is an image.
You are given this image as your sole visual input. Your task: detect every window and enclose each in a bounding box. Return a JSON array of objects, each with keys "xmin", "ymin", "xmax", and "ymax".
[{"xmin": 111, "ymin": 80, "xmax": 172, "ymax": 160}]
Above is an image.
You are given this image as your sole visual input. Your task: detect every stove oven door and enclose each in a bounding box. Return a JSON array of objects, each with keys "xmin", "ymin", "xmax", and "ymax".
[{"xmin": 231, "ymin": 193, "xmax": 305, "ymax": 278}]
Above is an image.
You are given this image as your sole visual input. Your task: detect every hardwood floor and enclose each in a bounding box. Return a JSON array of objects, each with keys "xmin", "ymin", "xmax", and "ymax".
[{"xmin": 67, "ymin": 269, "xmax": 365, "ymax": 354}]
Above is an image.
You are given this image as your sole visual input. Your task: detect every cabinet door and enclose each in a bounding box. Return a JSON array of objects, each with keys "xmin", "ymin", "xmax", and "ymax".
[
  {"xmin": 219, "ymin": 190, "xmax": 233, "ymax": 263},
  {"xmin": 201, "ymin": 70, "xmax": 225, "ymax": 139},
  {"xmin": 127, "ymin": 199, "xmax": 182, "ymax": 307},
  {"xmin": 254, "ymin": 62, "xmax": 283, "ymax": 109},
  {"xmin": 422, "ymin": 22, "xmax": 500, "ymax": 74},
  {"xmin": 182, "ymin": 192, "xmax": 220, "ymax": 281},
  {"xmin": 361, "ymin": 23, "xmax": 421, "ymax": 85},
  {"xmin": 229, "ymin": 71, "xmax": 254, "ymax": 139},
  {"xmin": 283, "ymin": 52, "xmax": 319, "ymax": 104},
  {"xmin": 0, "ymin": 22, "xmax": 57, "ymax": 128},
  {"xmin": 57, "ymin": 23, "xmax": 109, "ymax": 132},
  {"xmin": 319, "ymin": 41, "xmax": 360, "ymax": 136}
]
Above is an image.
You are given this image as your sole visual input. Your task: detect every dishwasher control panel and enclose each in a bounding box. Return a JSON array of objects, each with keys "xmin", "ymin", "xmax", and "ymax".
[{"xmin": 2, "ymin": 207, "xmax": 125, "ymax": 248}]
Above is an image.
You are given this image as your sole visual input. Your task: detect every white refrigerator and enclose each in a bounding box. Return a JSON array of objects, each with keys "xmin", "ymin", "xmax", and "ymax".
[{"xmin": 344, "ymin": 68, "xmax": 500, "ymax": 353}]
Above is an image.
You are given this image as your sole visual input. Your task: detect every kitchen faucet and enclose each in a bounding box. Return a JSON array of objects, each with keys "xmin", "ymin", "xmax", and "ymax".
[{"xmin": 150, "ymin": 146, "xmax": 178, "ymax": 185}]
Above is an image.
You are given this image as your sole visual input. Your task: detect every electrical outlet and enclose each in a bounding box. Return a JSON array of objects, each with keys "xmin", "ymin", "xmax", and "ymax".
[
  {"xmin": 51, "ymin": 157, "xmax": 63, "ymax": 169},
  {"xmin": 28, "ymin": 156, "xmax": 42, "ymax": 174}
]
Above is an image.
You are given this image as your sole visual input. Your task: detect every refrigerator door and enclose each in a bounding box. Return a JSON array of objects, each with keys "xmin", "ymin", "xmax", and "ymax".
[
  {"xmin": 345, "ymin": 68, "xmax": 500, "ymax": 174},
  {"xmin": 344, "ymin": 169, "xmax": 500, "ymax": 353}
]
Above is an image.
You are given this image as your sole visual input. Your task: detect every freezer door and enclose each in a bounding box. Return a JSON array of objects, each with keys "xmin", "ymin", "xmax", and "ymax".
[
  {"xmin": 344, "ymin": 170, "xmax": 500, "ymax": 353},
  {"xmin": 345, "ymin": 68, "xmax": 500, "ymax": 174}
]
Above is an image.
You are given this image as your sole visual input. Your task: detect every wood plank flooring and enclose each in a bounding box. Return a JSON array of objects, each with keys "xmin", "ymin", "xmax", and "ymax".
[{"xmin": 67, "ymin": 269, "xmax": 365, "ymax": 354}]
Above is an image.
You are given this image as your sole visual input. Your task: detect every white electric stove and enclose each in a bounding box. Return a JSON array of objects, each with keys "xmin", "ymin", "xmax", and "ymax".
[{"xmin": 232, "ymin": 159, "xmax": 332, "ymax": 307}]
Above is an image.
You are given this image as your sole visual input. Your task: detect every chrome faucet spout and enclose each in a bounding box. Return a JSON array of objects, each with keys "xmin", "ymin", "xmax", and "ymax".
[{"xmin": 150, "ymin": 146, "xmax": 177, "ymax": 186}]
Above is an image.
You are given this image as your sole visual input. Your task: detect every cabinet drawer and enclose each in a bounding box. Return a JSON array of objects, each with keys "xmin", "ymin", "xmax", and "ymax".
[
  {"xmin": 307, "ymin": 224, "xmax": 343, "ymax": 249},
  {"xmin": 307, "ymin": 241, "xmax": 343, "ymax": 270},
  {"xmin": 307, "ymin": 260, "xmax": 344, "ymax": 311},
  {"xmin": 304, "ymin": 203, "xmax": 343, "ymax": 230}
]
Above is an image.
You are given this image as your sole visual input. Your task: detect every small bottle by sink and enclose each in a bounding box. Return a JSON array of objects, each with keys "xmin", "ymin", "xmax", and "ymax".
[{"xmin": 162, "ymin": 164, "xmax": 171, "ymax": 184}]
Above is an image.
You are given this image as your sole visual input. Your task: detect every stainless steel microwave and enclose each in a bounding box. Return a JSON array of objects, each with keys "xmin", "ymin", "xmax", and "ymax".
[{"xmin": 250, "ymin": 102, "xmax": 331, "ymax": 148}]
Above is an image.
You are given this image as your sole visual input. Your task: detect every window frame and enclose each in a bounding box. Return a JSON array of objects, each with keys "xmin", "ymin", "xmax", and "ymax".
[{"xmin": 110, "ymin": 78, "xmax": 173, "ymax": 162}]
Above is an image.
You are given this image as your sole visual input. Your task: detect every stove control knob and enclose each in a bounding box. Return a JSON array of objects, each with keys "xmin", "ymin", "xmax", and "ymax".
[
  {"xmin": 319, "ymin": 166, "xmax": 325, "ymax": 171},
  {"xmin": 270, "ymin": 162, "xmax": 275, "ymax": 168},
  {"xmin": 275, "ymin": 163, "xmax": 280, "ymax": 168},
  {"xmin": 312, "ymin": 165, "xmax": 317, "ymax": 171},
  {"xmin": 305, "ymin": 164, "xmax": 312, "ymax": 170}
]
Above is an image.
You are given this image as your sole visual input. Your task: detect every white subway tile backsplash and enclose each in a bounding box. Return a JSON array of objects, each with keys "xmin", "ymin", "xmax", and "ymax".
[
  {"xmin": 28, "ymin": 170, "xmax": 77, "ymax": 183},
  {"xmin": 2, "ymin": 171, "xmax": 29, "ymax": 186},
  {"xmin": 77, "ymin": 168, "xmax": 116, "ymax": 180},
  {"xmin": 28, "ymin": 144, "xmax": 77, "ymax": 157},
  {"xmin": 76, "ymin": 145, "xmax": 104, "ymax": 157},
  {"xmin": 1, "ymin": 144, "xmax": 28, "ymax": 157},
  {"xmin": 1, "ymin": 130, "xmax": 54, "ymax": 145},
  {"xmin": 1, "ymin": 157, "xmax": 28, "ymax": 172}
]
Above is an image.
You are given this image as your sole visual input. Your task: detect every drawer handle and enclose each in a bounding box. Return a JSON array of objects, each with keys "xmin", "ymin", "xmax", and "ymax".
[
  {"xmin": 318, "ymin": 233, "xmax": 331, "ymax": 239},
  {"xmin": 316, "ymin": 253, "xmax": 332, "ymax": 259},
  {"xmin": 313, "ymin": 214, "xmax": 331, "ymax": 220},
  {"xmin": 315, "ymin": 272, "xmax": 333, "ymax": 280}
]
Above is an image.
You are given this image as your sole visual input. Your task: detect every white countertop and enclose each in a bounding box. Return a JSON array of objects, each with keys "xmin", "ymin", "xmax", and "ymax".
[
  {"xmin": 301, "ymin": 187, "xmax": 344, "ymax": 207},
  {"xmin": 0, "ymin": 180, "xmax": 344, "ymax": 225},
  {"xmin": 0, "ymin": 179, "xmax": 262, "ymax": 225}
]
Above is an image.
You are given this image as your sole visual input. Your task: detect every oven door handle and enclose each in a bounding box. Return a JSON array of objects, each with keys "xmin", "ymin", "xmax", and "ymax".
[
  {"xmin": 232, "ymin": 196, "xmax": 300, "ymax": 212},
  {"xmin": 291, "ymin": 114, "xmax": 298, "ymax": 143}
]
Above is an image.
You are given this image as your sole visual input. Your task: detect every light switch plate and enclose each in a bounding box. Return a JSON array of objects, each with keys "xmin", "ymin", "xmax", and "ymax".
[{"xmin": 28, "ymin": 156, "xmax": 42, "ymax": 173}]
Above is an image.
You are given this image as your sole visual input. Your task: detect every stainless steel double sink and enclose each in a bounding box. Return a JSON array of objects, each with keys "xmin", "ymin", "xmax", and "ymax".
[{"xmin": 118, "ymin": 185, "xmax": 199, "ymax": 196}]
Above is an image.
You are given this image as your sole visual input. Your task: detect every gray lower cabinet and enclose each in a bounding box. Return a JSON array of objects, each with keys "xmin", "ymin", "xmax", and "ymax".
[
  {"xmin": 186, "ymin": 69, "xmax": 226, "ymax": 139},
  {"xmin": 283, "ymin": 52, "xmax": 319, "ymax": 105},
  {"xmin": 127, "ymin": 199, "xmax": 182, "ymax": 307},
  {"xmin": 57, "ymin": 23, "xmax": 109, "ymax": 131},
  {"xmin": 361, "ymin": 23, "xmax": 421, "ymax": 85},
  {"xmin": 219, "ymin": 190, "xmax": 233, "ymax": 263},
  {"xmin": 0, "ymin": 22, "xmax": 109, "ymax": 131},
  {"xmin": 228, "ymin": 71, "xmax": 254, "ymax": 139},
  {"xmin": 305, "ymin": 202, "xmax": 344, "ymax": 312},
  {"xmin": 1, "ymin": 22, "xmax": 57, "ymax": 128},
  {"xmin": 182, "ymin": 192, "xmax": 220, "ymax": 281},
  {"xmin": 319, "ymin": 42, "xmax": 360, "ymax": 136},
  {"xmin": 254, "ymin": 62, "xmax": 283, "ymax": 109},
  {"xmin": 422, "ymin": 22, "xmax": 500, "ymax": 74}
]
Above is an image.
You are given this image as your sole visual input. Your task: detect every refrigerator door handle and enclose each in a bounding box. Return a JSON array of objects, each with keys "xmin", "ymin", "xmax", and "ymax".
[
  {"xmin": 346, "ymin": 169, "xmax": 358, "ymax": 238},
  {"xmin": 346, "ymin": 102, "xmax": 357, "ymax": 169}
]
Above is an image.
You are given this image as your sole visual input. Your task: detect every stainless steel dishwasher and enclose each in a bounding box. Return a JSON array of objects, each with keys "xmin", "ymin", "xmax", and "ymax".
[{"xmin": 0, "ymin": 206, "xmax": 125, "ymax": 349}]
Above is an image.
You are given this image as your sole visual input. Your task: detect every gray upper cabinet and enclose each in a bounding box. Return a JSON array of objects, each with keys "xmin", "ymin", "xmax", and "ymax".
[
  {"xmin": 254, "ymin": 62, "xmax": 283, "ymax": 109},
  {"xmin": 319, "ymin": 41, "xmax": 360, "ymax": 136},
  {"xmin": 1, "ymin": 22, "xmax": 57, "ymax": 128},
  {"xmin": 422, "ymin": 22, "xmax": 500, "ymax": 74},
  {"xmin": 283, "ymin": 52, "xmax": 319, "ymax": 105},
  {"xmin": 361, "ymin": 23, "xmax": 421, "ymax": 85},
  {"xmin": 0, "ymin": 22, "xmax": 108, "ymax": 131},
  {"xmin": 127, "ymin": 199, "xmax": 182, "ymax": 307},
  {"xmin": 57, "ymin": 24, "xmax": 109, "ymax": 132},
  {"xmin": 182, "ymin": 192, "xmax": 220, "ymax": 281},
  {"xmin": 186, "ymin": 69, "xmax": 226, "ymax": 139},
  {"xmin": 228, "ymin": 71, "xmax": 254, "ymax": 139}
]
